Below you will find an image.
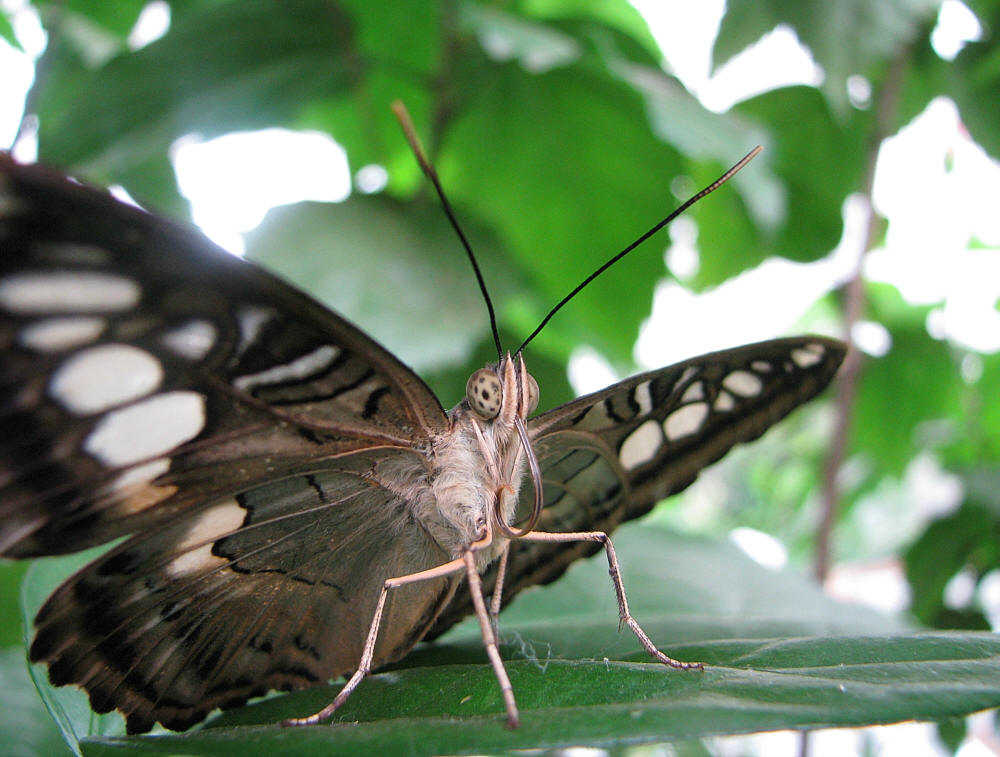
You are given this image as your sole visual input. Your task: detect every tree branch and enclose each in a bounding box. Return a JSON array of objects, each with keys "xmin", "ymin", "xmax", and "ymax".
[{"xmin": 812, "ymin": 49, "xmax": 912, "ymax": 579}]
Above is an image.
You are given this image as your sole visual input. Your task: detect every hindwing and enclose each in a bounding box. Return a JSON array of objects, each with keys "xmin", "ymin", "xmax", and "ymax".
[{"xmin": 30, "ymin": 448, "xmax": 456, "ymax": 734}]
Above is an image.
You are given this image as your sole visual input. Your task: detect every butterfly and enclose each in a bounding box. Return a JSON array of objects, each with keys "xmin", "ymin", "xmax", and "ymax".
[{"xmin": 0, "ymin": 151, "xmax": 845, "ymax": 734}]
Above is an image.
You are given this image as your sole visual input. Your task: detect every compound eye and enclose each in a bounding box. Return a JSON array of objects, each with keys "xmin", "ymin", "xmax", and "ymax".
[
  {"xmin": 525, "ymin": 373, "xmax": 539, "ymax": 414},
  {"xmin": 467, "ymin": 368, "xmax": 502, "ymax": 419}
]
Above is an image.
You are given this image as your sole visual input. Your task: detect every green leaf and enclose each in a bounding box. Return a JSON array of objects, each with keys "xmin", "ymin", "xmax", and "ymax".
[
  {"xmin": 0, "ymin": 648, "xmax": 74, "ymax": 757},
  {"xmin": 904, "ymin": 465, "xmax": 1000, "ymax": 636},
  {"xmin": 905, "ymin": 502, "xmax": 996, "ymax": 628},
  {"xmin": 900, "ymin": 4, "xmax": 1000, "ymax": 161},
  {"xmin": 25, "ymin": 523, "xmax": 1000, "ymax": 756},
  {"xmin": 73, "ymin": 631, "xmax": 1000, "ymax": 755},
  {"xmin": 706, "ymin": 85, "xmax": 871, "ymax": 283},
  {"xmin": 316, "ymin": 0, "xmax": 440, "ymax": 176},
  {"xmin": 488, "ymin": 522, "xmax": 899, "ymax": 629},
  {"xmin": 437, "ymin": 57, "xmax": 686, "ymax": 364},
  {"xmin": 461, "ymin": 3, "xmax": 584, "ymax": 71},
  {"xmin": 947, "ymin": 354, "xmax": 1000, "ymax": 465},
  {"xmin": 37, "ymin": 0, "xmax": 358, "ymax": 177},
  {"xmin": 851, "ymin": 285, "xmax": 963, "ymax": 476},
  {"xmin": 715, "ymin": 0, "xmax": 941, "ymax": 115},
  {"xmin": 0, "ymin": 561, "xmax": 27, "ymax": 648},
  {"xmin": 55, "ymin": 0, "xmax": 148, "ymax": 41},
  {"xmin": 517, "ymin": 0, "xmax": 664, "ymax": 61},
  {"xmin": 596, "ymin": 44, "xmax": 778, "ymax": 237},
  {"xmin": 936, "ymin": 715, "xmax": 968, "ymax": 754},
  {"xmin": 244, "ymin": 195, "xmax": 518, "ymax": 375},
  {"xmin": 0, "ymin": 6, "xmax": 21, "ymax": 50}
]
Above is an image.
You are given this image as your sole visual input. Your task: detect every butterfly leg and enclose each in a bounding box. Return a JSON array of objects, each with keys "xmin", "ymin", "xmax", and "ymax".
[
  {"xmin": 281, "ymin": 554, "xmax": 471, "ymax": 727},
  {"xmin": 284, "ymin": 526, "xmax": 521, "ymax": 728},
  {"xmin": 462, "ymin": 543, "xmax": 520, "ymax": 728},
  {"xmin": 488, "ymin": 540, "xmax": 511, "ymax": 637},
  {"xmin": 517, "ymin": 530, "xmax": 704, "ymax": 671}
]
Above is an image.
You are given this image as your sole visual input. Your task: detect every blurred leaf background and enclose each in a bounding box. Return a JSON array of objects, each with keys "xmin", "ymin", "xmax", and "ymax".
[{"xmin": 1, "ymin": 0, "xmax": 998, "ymax": 755}]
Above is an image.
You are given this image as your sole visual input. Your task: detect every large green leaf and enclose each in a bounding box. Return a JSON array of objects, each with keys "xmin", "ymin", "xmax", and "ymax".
[
  {"xmin": 0, "ymin": 649, "xmax": 73, "ymax": 757},
  {"xmin": 518, "ymin": 0, "xmax": 664, "ymax": 61},
  {"xmin": 244, "ymin": 195, "xmax": 519, "ymax": 374},
  {"xmin": 0, "ymin": 6, "xmax": 21, "ymax": 49},
  {"xmin": 852, "ymin": 285, "xmax": 964, "ymax": 476},
  {"xmin": 43, "ymin": 0, "xmax": 148, "ymax": 41},
  {"xmin": 74, "ymin": 633, "xmax": 1000, "ymax": 756},
  {"xmin": 905, "ymin": 499, "xmax": 999, "ymax": 630},
  {"xmin": 36, "ymin": 0, "xmax": 358, "ymax": 179},
  {"xmin": 20, "ymin": 523, "xmax": 1000, "ymax": 755},
  {"xmin": 0, "ymin": 561, "xmax": 27, "ymax": 648},
  {"xmin": 436, "ymin": 56, "xmax": 688, "ymax": 364},
  {"xmin": 313, "ymin": 0, "xmax": 440, "ymax": 180}
]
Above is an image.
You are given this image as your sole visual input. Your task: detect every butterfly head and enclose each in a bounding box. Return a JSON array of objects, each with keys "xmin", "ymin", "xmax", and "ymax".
[
  {"xmin": 464, "ymin": 353, "xmax": 544, "ymax": 541},
  {"xmin": 465, "ymin": 353, "xmax": 539, "ymax": 424}
]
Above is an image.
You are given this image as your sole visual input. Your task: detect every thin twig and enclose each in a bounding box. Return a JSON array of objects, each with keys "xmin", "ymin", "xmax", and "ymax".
[{"xmin": 812, "ymin": 48, "xmax": 910, "ymax": 583}]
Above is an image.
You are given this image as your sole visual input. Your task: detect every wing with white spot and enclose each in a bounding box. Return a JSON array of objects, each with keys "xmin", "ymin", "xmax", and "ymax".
[
  {"xmin": 428, "ymin": 337, "xmax": 845, "ymax": 636},
  {"xmin": 28, "ymin": 448, "xmax": 457, "ymax": 734},
  {"xmin": 0, "ymin": 156, "xmax": 448, "ymax": 557},
  {"xmin": 528, "ymin": 337, "xmax": 846, "ymax": 519}
]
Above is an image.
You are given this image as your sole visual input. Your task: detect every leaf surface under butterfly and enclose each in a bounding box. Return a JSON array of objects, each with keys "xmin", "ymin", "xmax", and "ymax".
[{"xmin": 20, "ymin": 527, "xmax": 1000, "ymax": 754}]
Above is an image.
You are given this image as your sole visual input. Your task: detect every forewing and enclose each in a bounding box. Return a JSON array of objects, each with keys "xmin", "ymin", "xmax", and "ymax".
[
  {"xmin": 429, "ymin": 336, "xmax": 845, "ymax": 636},
  {"xmin": 28, "ymin": 447, "xmax": 457, "ymax": 734},
  {"xmin": 0, "ymin": 156, "xmax": 447, "ymax": 556}
]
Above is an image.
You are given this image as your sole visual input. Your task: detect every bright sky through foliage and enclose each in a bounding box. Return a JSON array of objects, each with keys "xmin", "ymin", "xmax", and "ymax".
[{"xmin": 1, "ymin": 0, "xmax": 996, "ymax": 371}]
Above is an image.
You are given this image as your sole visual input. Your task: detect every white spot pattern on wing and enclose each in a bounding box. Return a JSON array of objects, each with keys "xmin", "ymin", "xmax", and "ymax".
[
  {"xmin": 84, "ymin": 391, "xmax": 205, "ymax": 465},
  {"xmin": 664, "ymin": 402, "xmax": 709, "ymax": 440},
  {"xmin": 50, "ymin": 344, "xmax": 163, "ymax": 414},
  {"xmin": 20, "ymin": 316, "xmax": 105, "ymax": 351},
  {"xmin": 722, "ymin": 370, "xmax": 763, "ymax": 397},
  {"xmin": 166, "ymin": 499, "xmax": 246, "ymax": 577},
  {"xmin": 234, "ymin": 344, "xmax": 341, "ymax": 391},
  {"xmin": 0, "ymin": 271, "xmax": 140, "ymax": 313},
  {"xmin": 162, "ymin": 320, "xmax": 217, "ymax": 360},
  {"xmin": 619, "ymin": 419, "xmax": 662, "ymax": 470},
  {"xmin": 791, "ymin": 343, "xmax": 825, "ymax": 367}
]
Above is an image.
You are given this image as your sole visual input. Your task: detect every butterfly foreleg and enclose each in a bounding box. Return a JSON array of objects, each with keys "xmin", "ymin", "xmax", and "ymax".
[{"xmin": 517, "ymin": 529, "xmax": 704, "ymax": 672}]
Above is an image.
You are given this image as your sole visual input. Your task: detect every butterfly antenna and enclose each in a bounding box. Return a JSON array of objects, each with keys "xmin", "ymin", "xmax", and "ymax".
[
  {"xmin": 517, "ymin": 145, "xmax": 763, "ymax": 355},
  {"xmin": 392, "ymin": 101, "xmax": 504, "ymax": 361}
]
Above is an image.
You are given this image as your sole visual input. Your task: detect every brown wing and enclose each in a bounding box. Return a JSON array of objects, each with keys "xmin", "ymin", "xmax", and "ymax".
[
  {"xmin": 428, "ymin": 336, "xmax": 845, "ymax": 637},
  {"xmin": 0, "ymin": 155, "xmax": 448, "ymax": 557},
  {"xmin": 29, "ymin": 448, "xmax": 457, "ymax": 734}
]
